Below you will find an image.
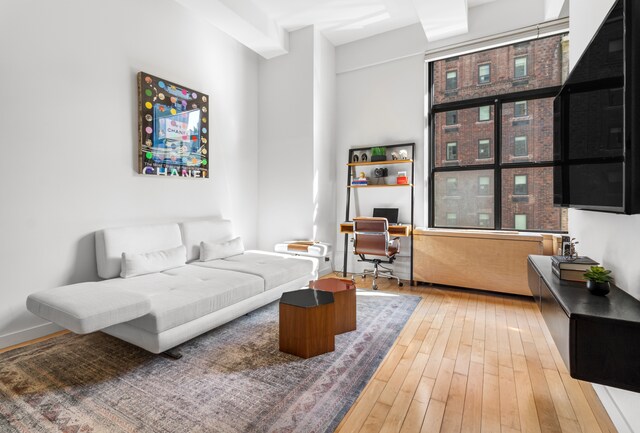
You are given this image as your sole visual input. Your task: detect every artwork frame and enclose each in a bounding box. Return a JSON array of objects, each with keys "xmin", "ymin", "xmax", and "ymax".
[{"xmin": 137, "ymin": 72, "xmax": 209, "ymax": 178}]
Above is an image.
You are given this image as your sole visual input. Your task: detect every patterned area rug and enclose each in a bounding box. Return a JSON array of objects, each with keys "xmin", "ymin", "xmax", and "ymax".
[{"xmin": 0, "ymin": 291, "xmax": 420, "ymax": 433}]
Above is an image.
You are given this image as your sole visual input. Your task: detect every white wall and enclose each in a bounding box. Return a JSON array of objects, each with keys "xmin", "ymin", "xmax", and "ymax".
[
  {"xmin": 334, "ymin": 54, "xmax": 426, "ymax": 278},
  {"xmin": 568, "ymin": 0, "xmax": 640, "ymax": 430},
  {"xmin": 258, "ymin": 27, "xmax": 315, "ymax": 250},
  {"xmin": 0, "ymin": 0, "xmax": 259, "ymax": 348},
  {"xmin": 257, "ymin": 26, "xmax": 337, "ymax": 268}
]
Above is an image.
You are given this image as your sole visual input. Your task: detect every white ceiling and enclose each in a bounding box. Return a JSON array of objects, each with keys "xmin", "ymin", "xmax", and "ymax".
[{"xmin": 174, "ymin": 0, "xmax": 566, "ymax": 58}]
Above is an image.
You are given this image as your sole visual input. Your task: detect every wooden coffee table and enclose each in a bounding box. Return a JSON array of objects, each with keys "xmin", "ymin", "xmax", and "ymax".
[
  {"xmin": 279, "ymin": 289, "xmax": 335, "ymax": 358},
  {"xmin": 309, "ymin": 278, "xmax": 356, "ymax": 334}
]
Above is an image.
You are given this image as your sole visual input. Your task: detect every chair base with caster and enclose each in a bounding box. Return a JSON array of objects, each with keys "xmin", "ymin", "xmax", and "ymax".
[{"xmin": 360, "ymin": 257, "xmax": 403, "ymax": 290}]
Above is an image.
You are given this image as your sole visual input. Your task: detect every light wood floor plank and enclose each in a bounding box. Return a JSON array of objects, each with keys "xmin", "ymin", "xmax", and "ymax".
[
  {"xmin": 499, "ymin": 364, "xmax": 521, "ymax": 432},
  {"xmin": 440, "ymin": 373, "xmax": 468, "ymax": 433},
  {"xmin": 421, "ymin": 399, "xmax": 446, "ymax": 433},
  {"xmin": 461, "ymin": 361, "xmax": 484, "ymax": 433},
  {"xmin": 399, "ymin": 399, "xmax": 429, "ymax": 433},
  {"xmin": 481, "ymin": 370, "xmax": 501, "ymax": 433},
  {"xmin": 360, "ymin": 402, "xmax": 392, "ymax": 433}
]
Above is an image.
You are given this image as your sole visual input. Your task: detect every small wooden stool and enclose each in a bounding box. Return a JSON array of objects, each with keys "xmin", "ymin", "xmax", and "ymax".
[
  {"xmin": 309, "ymin": 278, "xmax": 357, "ymax": 334},
  {"xmin": 279, "ymin": 289, "xmax": 335, "ymax": 358}
]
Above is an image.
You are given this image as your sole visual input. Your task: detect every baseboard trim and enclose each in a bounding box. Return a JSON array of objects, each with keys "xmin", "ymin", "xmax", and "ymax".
[
  {"xmin": 592, "ymin": 384, "xmax": 634, "ymax": 433},
  {"xmin": 0, "ymin": 322, "xmax": 64, "ymax": 350}
]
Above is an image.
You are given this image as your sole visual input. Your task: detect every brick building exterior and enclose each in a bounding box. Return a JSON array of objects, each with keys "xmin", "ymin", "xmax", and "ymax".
[{"xmin": 432, "ymin": 35, "xmax": 568, "ymax": 232}]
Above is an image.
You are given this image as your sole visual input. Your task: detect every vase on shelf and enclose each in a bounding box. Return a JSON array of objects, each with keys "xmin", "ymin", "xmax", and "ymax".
[{"xmin": 586, "ymin": 280, "xmax": 610, "ymax": 296}]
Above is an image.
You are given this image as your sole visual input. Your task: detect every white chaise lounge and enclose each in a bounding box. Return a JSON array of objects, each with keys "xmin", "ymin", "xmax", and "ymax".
[{"xmin": 26, "ymin": 218, "xmax": 317, "ymax": 354}]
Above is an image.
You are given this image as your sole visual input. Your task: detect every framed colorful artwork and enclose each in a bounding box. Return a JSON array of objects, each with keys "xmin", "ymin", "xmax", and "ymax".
[{"xmin": 137, "ymin": 72, "xmax": 209, "ymax": 178}]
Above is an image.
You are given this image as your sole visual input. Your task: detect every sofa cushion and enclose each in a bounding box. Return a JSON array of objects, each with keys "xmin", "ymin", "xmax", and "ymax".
[
  {"xmin": 121, "ymin": 245, "xmax": 187, "ymax": 278},
  {"xmin": 26, "ymin": 283, "xmax": 151, "ymax": 334},
  {"xmin": 125, "ymin": 267, "xmax": 264, "ymax": 333},
  {"xmin": 179, "ymin": 218, "xmax": 234, "ymax": 262},
  {"xmin": 193, "ymin": 251, "xmax": 317, "ymax": 291},
  {"xmin": 200, "ymin": 237, "xmax": 244, "ymax": 261},
  {"xmin": 96, "ymin": 223, "xmax": 183, "ymax": 279}
]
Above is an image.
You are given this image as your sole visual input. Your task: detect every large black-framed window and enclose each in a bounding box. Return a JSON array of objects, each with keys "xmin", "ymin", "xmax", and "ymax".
[{"xmin": 429, "ymin": 34, "xmax": 568, "ymax": 233}]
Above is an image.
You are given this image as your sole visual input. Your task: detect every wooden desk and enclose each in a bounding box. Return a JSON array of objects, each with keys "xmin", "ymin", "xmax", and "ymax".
[
  {"xmin": 339, "ymin": 222, "xmax": 412, "ymax": 237},
  {"xmin": 339, "ymin": 223, "xmax": 412, "ymax": 279}
]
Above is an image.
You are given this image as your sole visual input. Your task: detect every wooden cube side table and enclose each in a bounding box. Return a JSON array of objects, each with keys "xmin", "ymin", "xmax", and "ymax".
[
  {"xmin": 309, "ymin": 278, "xmax": 356, "ymax": 334},
  {"xmin": 279, "ymin": 289, "xmax": 335, "ymax": 359}
]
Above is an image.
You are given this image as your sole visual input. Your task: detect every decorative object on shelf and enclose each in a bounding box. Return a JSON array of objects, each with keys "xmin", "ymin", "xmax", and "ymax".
[
  {"xmin": 398, "ymin": 149, "xmax": 408, "ymax": 159},
  {"xmin": 373, "ymin": 167, "xmax": 388, "ymax": 178},
  {"xmin": 371, "ymin": 147, "xmax": 387, "ymax": 162},
  {"xmin": 352, "ymin": 154, "xmax": 359, "ymax": 163},
  {"xmin": 583, "ymin": 265, "xmax": 612, "ymax": 296},
  {"xmin": 361, "ymin": 153, "xmax": 368, "ymax": 162},
  {"xmin": 550, "ymin": 255, "xmax": 598, "ymax": 282},
  {"xmin": 351, "ymin": 172, "xmax": 368, "ymax": 186},
  {"xmin": 391, "ymin": 152, "xmax": 398, "ymax": 160},
  {"xmin": 567, "ymin": 238, "xmax": 579, "ymax": 259},
  {"xmin": 138, "ymin": 72, "xmax": 209, "ymax": 178},
  {"xmin": 396, "ymin": 171, "xmax": 408, "ymax": 185}
]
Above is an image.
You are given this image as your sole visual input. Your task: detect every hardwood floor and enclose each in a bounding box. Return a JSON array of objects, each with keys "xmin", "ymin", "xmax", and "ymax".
[
  {"xmin": 335, "ymin": 277, "xmax": 618, "ymax": 433},
  {"xmin": 1, "ymin": 278, "xmax": 618, "ymax": 433}
]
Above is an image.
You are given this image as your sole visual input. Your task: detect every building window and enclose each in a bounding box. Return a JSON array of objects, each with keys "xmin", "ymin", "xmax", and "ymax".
[
  {"xmin": 446, "ymin": 177, "xmax": 458, "ymax": 195},
  {"xmin": 514, "ymin": 214, "xmax": 527, "ymax": 230},
  {"xmin": 478, "ymin": 139, "xmax": 491, "ymax": 159},
  {"xmin": 478, "ymin": 176, "xmax": 490, "ymax": 195},
  {"xmin": 446, "ymin": 71, "xmax": 458, "ymax": 90},
  {"xmin": 514, "ymin": 175, "xmax": 528, "ymax": 195},
  {"xmin": 478, "ymin": 64, "xmax": 491, "ymax": 84},
  {"xmin": 446, "ymin": 111, "xmax": 458, "ymax": 125},
  {"xmin": 446, "ymin": 142, "xmax": 458, "ymax": 160},
  {"xmin": 478, "ymin": 106, "xmax": 491, "ymax": 122},
  {"xmin": 430, "ymin": 34, "xmax": 567, "ymax": 232},
  {"xmin": 515, "ymin": 56, "xmax": 528, "ymax": 78},
  {"xmin": 514, "ymin": 136, "xmax": 528, "ymax": 156},
  {"xmin": 514, "ymin": 100, "xmax": 528, "ymax": 117}
]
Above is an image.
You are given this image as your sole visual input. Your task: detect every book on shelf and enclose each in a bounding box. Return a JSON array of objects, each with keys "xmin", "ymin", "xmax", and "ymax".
[
  {"xmin": 552, "ymin": 267, "xmax": 588, "ymax": 282},
  {"xmin": 550, "ymin": 255, "xmax": 598, "ymax": 270}
]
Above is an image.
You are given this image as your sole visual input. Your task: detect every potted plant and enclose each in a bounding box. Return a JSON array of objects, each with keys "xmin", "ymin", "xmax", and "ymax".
[
  {"xmin": 583, "ymin": 266, "xmax": 612, "ymax": 296},
  {"xmin": 371, "ymin": 147, "xmax": 387, "ymax": 162}
]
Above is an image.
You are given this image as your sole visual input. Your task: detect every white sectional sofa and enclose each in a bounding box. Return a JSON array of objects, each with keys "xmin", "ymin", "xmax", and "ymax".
[{"xmin": 26, "ymin": 218, "xmax": 318, "ymax": 354}]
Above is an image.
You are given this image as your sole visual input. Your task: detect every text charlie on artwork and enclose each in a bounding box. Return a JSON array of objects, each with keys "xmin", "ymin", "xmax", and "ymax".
[{"xmin": 137, "ymin": 72, "xmax": 209, "ymax": 178}]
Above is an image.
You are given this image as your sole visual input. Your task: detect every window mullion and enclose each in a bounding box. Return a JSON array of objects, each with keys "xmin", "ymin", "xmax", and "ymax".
[{"xmin": 494, "ymin": 98, "xmax": 502, "ymax": 230}]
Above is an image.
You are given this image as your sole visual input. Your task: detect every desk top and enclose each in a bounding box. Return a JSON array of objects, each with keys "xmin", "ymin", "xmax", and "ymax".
[{"xmin": 339, "ymin": 222, "xmax": 412, "ymax": 236}]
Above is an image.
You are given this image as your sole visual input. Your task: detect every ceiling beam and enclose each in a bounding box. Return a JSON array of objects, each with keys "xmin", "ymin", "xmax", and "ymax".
[
  {"xmin": 544, "ymin": 0, "xmax": 567, "ymax": 20},
  {"xmin": 174, "ymin": 0, "xmax": 289, "ymax": 59},
  {"xmin": 412, "ymin": 0, "xmax": 469, "ymax": 42}
]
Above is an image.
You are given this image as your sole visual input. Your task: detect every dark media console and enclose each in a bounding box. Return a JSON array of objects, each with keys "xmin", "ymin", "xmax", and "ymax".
[{"xmin": 528, "ymin": 255, "xmax": 640, "ymax": 392}]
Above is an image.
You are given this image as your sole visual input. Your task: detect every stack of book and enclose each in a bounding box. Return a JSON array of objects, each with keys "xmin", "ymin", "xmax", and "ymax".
[
  {"xmin": 551, "ymin": 255, "xmax": 598, "ymax": 282},
  {"xmin": 351, "ymin": 178, "xmax": 368, "ymax": 186}
]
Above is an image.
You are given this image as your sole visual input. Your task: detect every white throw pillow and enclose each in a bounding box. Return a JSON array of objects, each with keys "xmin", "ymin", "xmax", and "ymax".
[
  {"xmin": 120, "ymin": 245, "xmax": 186, "ymax": 278},
  {"xmin": 200, "ymin": 237, "xmax": 244, "ymax": 261}
]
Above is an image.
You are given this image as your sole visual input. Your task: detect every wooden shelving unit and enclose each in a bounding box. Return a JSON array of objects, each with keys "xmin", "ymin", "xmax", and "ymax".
[
  {"xmin": 343, "ymin": 143, "xmax": 415, "ymax": 282},
  {"xmin": 347, "ymin": 184, "xmax": 414, "ymax": 188},
  {"xmin": 346, "ymin": 159, "xmax": 413, "ymax": 167}
]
